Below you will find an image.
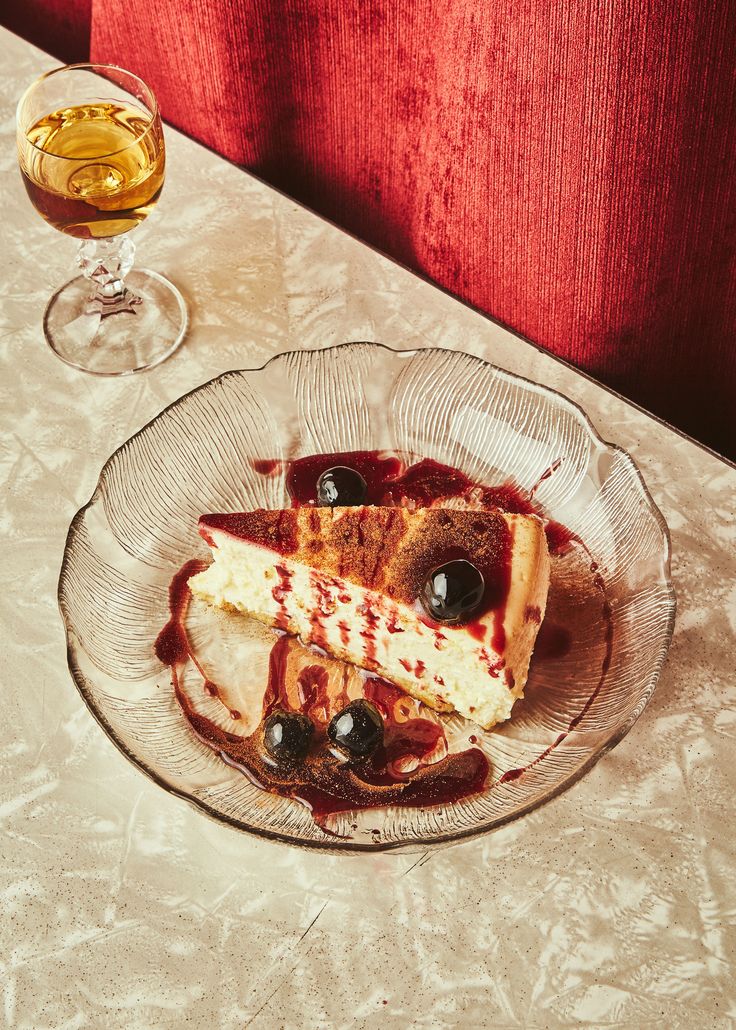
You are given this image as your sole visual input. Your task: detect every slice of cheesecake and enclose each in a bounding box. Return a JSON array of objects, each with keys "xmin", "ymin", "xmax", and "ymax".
[{"xmin": 189, "ymin": 506, "xmax": 550, "ymax": 729}]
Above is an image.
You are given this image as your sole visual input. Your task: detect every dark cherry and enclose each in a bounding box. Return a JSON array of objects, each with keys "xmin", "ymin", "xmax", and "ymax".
[
  {"xmin": 327, "ymin": 699, "xmax": 383, "ymax": 758},
  {"xmin": 316, "ymin": 466, "xmax": 367, "ymax": 507},
  {"xmin": 263, "ymin": 710, "xmax": 314, "ymax": 764},
  {"xmin": 421, "ymin": 559, "xmax": 485, "ymax": 624}
]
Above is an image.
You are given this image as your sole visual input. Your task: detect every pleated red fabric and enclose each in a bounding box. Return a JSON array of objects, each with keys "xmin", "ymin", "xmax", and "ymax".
[{"xmin": 6, "ymin": 1, "xmax": 736, "ymax": 456}]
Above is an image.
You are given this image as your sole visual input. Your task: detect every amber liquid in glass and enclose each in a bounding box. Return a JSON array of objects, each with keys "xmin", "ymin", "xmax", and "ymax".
[{"xmin": 19, "ymin": 102, "xmax": 164, "ymax": 239}]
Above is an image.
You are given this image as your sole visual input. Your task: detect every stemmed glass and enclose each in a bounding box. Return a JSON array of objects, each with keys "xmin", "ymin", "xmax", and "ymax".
[{"xmin": 16, "ymin": 64, "xmax": 187, "ymax": 376}]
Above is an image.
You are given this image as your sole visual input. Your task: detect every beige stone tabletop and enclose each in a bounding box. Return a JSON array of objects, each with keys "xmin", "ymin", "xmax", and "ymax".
[{"xmin": 2, "ymin": 27, "xmax": 735, "ymax": 1029}]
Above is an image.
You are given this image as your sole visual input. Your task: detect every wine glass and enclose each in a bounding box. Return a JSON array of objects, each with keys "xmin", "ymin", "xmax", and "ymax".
[{"xmin": 16, "ymin": 64, "xmax": 187, "ymax": 376}]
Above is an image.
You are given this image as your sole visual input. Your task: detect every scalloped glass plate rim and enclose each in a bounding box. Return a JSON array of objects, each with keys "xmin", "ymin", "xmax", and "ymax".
[{"xmin": 58, "ymin": 341, "xmax": 677, "ymax": 853}]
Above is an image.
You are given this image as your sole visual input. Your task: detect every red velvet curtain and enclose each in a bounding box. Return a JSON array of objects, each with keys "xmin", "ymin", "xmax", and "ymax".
[{"xmin": 6, "ymin": 1, "xmax": 736, "ymax": 458}]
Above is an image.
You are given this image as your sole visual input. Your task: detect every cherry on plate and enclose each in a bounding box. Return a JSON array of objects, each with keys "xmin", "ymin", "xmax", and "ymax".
[
  {"xmin": 327, "ymin": 699, "xmax": 383, "ymax": 757},
  {"xmin": 421, "ymin": 559, "xmax": 485, "ymax": 624},
  {"xmin": 263, "ymin": 710, "xmax": 314, "ymax": 764},
  {"xmin": 316, "ymin": 466, "xmax": 367, "ymax": 506}
]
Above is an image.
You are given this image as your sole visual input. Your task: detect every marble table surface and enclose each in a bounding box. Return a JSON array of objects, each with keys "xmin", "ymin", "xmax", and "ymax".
[{"xmin": 2, "ymin": 26, "xmax": 735, "ymax": 1030}]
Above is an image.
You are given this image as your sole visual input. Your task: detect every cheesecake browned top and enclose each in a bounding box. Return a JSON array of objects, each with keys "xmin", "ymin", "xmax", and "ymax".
[{"xmin": 199, "ymin": 506, "xmax": 520, "ymax": 615}]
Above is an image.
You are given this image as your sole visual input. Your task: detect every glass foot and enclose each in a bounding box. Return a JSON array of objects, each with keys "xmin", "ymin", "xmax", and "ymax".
[{"xmin": 43, "ymin": 268, "xmax": 188, "ymax": 376}]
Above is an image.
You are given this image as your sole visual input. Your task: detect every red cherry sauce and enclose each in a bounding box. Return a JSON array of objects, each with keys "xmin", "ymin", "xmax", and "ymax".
[
  {"xmin": 250, "ymin": 458, "xmax": 282, "ymax": 476},
  {"xmin": 479, "ymin": 482, "xmax": 579, "ymax": 555},
  {"xmin": 154, "ymin": 558, "xmax": 207, "ymax": 665},
  {"xmin": 529, "ymin": 459, "xmax": 563, "ymax": 501},
  {"xmin": 156, "ymin": 567, "xmax": 489, "ymax": 829},
  {"xmin": 272, "ymin": 564, "xmax": 293, "ymax": 630},
  {"xmin": 383, "ymin": 459, "xmax": 474, "ymax": 506},
  {"xmin": 364, "ymin": 678, "xmax": 444, "ymax": 773}
]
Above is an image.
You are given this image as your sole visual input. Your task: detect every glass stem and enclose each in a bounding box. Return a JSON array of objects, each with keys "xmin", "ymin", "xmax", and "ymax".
[{"xmin": 77, "ymin": 236, "xmax": 142, "ymax": 318}]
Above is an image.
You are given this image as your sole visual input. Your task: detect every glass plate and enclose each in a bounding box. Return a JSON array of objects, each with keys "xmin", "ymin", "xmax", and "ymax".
[{"xmin": 59, "ymin": 343, "xmax": 676, "ymax": 852}]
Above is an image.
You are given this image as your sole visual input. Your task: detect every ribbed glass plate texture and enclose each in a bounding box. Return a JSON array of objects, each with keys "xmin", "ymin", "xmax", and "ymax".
[{"xmin": 59, "ymin": 343, "xmax": 676, "ymax": 851}]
